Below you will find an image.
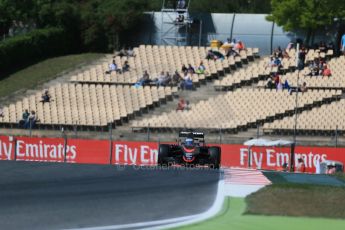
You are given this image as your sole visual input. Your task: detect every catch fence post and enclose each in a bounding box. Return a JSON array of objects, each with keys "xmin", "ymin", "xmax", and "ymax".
[
  {"xmin": 147, "ymin": 124, "xmax": 150, "ymax": 141},
  {"xmin": 13, "ymin": 136, "xmax": 17, "ymax": 161},
  {"xmin": 74, "ymin": 122, "xmax": 78, "ymax": 138},
  {"xmin": 29, "ymin": 119, "xmax": 32, "ymax": 137},
  {"xmin": 219, "ymin": 127, "xmax": 222, "ymax": 144},
  {"xmin": 109, "ymin": 123, "xmax": 113, "ymax": 164},
  {"xmin": 335, "ymin": 125, "xmax": 338, "ymax": 147},
  {"xmin": 62, "ymin": 127, "xmax": 68, "ymax": 163}
]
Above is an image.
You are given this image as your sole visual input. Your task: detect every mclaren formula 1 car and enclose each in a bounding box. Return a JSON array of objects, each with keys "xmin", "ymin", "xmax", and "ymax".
[{"xmin": 157, "ymin": 131, "xmax": 221, "ymax": 168}]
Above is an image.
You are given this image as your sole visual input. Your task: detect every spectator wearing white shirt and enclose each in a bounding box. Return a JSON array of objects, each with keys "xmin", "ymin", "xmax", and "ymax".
[{"xmin": 106, "ymin": 60, "xmax": 122, "ymax": 74}]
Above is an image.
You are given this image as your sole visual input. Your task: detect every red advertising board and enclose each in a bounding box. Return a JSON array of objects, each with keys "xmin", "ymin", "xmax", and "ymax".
[
  {"xmin": 111, "ymin": 141, "xmax": 158, "ymax": 166},
  {"xmin": 14, "ymin": 136, "xmax": 67, "ymax": 162},
  {"xmin": 68, "ymin": 138, "xmax": 110, "ymax": 164},
  {"xmin": 0, "ymin": 135, "xmax": 15, "ymax": 161},
  {"xmin": 1, "ymin": 135, "xmax": 345, "ymax": 174},
  {"xmin": 221, "ymin": 145, "xmax": 345, "ymax": 173}
]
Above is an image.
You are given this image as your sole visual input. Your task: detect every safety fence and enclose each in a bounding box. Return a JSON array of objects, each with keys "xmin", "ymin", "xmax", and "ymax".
[{"xmin": 0, "ymin": 135, "xmax": 344, "ymax": 173}]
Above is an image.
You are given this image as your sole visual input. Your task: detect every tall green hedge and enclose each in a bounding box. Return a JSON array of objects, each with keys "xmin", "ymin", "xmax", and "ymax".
[{"xmin": 0, "ymin": 27, "xmax": 76, "ymax": 78}]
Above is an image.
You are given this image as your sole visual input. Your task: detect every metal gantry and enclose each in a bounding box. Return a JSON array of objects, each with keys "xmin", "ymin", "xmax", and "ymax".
[{"xmin": 160, "ymin": 0, "xmax": 192, "ymax": 46}]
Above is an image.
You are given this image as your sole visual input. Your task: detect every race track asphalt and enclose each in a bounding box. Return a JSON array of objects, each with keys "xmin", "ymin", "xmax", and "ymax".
[{"xmin": 0, "ymin": 161, "xmax": 220, "ymax": 230}]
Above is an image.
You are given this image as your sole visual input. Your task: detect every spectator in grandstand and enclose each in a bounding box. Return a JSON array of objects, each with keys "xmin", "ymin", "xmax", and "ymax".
[
  {"xmin": 40, "ymin": 90, "xmax": 51, "ymax": 103},
  {"xmin": 24, "ymin": 110, "xmax": 38, "ymax": 129},
  {"xmin": 298, "ymin": 46, "xmax": 307, "ymax": 70},
  {"xmin": 172, "ymin": 70, "xmax": 183, "ymax": 85},
  {"xmin": 164, "ymin": 72, "xmax": 172, "ymax": 86},
  {"xmin": 266, "ymin": 77, "xmax": 275, "ymax": 90},
  {"xmin": 341, "ymin": 33, "xmax": 345, "ymax": 55},
  {"xmin": 117, "ymin": 47, "xmax": 128, "ymax": 57},
  {"xmin": 322, "ymin": 64, "xmax": 332, "ymax": 77},
  {"xmin": 127, "ymin": 47, "xmax": 135, "ymax": 57},
  {"xmin": 122, "ymin": 60, "xmax": 130, "ymax": 72},
  {"xmin": 234, "ymin": 40, "xmax": 245, "ymax": 51},
  {"xmin": 176, "ymin": 97, "xmax": 187, "ymax": 111},
  {"xmin": 295, "ymin": 158, "xmax": 306, "ymax": 173},
  {"xmin": 137, "ymin": 70, "xmax": 151, "ymax": 86},
  {"xmin": 273, "ymin": 73, "xmax": 280, "ymax": 87},
  {"xmin": 19, "ymin": 109, "xmax": 30, "ymax": 128},
  {"xmin": 106, "ymin": 60, "xmax": 122, "ymax": 74},
  {"xmin": 195, "ymin": 61, "xmax": 206, "ymax": 74},
  {"xmin": 273, "ymin": 46, "xmax": 283, "ymax": 58},
  {"xmin": 306, "ymin": 60, "xmax": 319, "ymax": 76},
  {"xmin": 230, "ymin": 38, "xmax": 237, "ymax": 47},
  {"xmin": 180, "ymin": 71, "xmax": 193, "ymax": 90},
  {"xmin": 300, "ymin": 82, "xmax": 308, "ymax": 92},
  {"xmin": 267, "ymin": 56, "xmax": 275, "ymax": 68},
  {"xmin": 273, "ymin": 56, "xmax": 283, "ymax": 68},
  {"xmin": 223, "ymin": 38, "xmax": 231, "ymax": 46},
  {"xmin": 181, "ymin": 64, "xmax": 188, "ymax": 73},
  {"xmin": 289, "ymin": 82, "xmax": 307, "ymax": 95},
  {"xmin": 276, "ymin": 79, "xmax": 283, "ymax": 91},
  {"xmin": 188, "ymin": 64, "xmax": 195, "ymax": 73},
  {"xmin": 156, "ymin": 71, "xmax": 166, "ymax": 86},
  {"xmin": 225, "ymin": 46, "xmax": 239, "ymax": 57},
  {"xmin": 205, "ymin": 50, "xmax": 224, "ymax": 61},
  {"xmin": 283, "ymin": 79, "xmax": 291, "ymax": 92}
]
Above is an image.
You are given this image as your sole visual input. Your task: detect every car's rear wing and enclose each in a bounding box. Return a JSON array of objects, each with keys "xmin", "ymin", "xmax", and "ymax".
[{"xmin": 179, "ymin": 131, "xmax": 204, "ymax": 139}]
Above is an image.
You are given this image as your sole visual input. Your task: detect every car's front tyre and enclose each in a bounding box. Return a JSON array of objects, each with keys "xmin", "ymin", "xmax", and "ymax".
[{"xmin": 158, "ymin": 144, "xmax": 170, "ymax": 167}]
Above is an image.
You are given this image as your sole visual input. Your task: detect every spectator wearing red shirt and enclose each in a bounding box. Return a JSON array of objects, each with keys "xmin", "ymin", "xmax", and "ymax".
[
  {"xmin": 176, "ymin": 98, "xmax": 187, "ymax": 111},
  {"xmin": 322, "ymin": 64, "xmax": 332, "ymax": 77},
  {"xmin": 295, "ymin": 158, "xmax": 306, "ymax": 173}
]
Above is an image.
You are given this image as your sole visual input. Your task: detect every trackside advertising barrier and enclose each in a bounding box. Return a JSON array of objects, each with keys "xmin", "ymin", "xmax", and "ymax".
[{"xmin": 1, "ymin": 135, "xmax": 345, "ymax": 173}]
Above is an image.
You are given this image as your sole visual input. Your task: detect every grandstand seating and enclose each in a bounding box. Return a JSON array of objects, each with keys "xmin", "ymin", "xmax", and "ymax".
[
  {"xmin": 131, "ymin": 88, "xmax": 341, "ymax": 132},
  {"xmin": 2, "ymin": 42, "xmax": 341, "ymax": 137},
  {"xmin": 214, "ymin": 58, "xmax": 277, "ymax": 90},
  {"xmin": 214, "ymin": 48, "xmax": 332, "ymax": 91},
  {"xmin": 70, "ymin": 45, "xmax": 259, "ymax": 86},
  {"xmin": 257, "ymin": 55, "xmax": 345, "ymax": 90},
  {"xmin": 263, "ymin": 98, "xmax": 345, "ymax": 135},
  {"xmin": 0, "ymin": 84, "xmax": 176, "ymax": 129}
]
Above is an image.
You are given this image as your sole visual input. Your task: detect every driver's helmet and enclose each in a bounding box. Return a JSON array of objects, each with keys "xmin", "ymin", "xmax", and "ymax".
[{"xmin": 185, "ymin": 138, "xmax": 194, "ymax": 146}]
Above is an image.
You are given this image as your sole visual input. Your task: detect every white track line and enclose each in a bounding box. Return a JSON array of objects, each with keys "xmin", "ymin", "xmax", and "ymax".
[
  {"xmin": 143, "ymin": 178, "xmax": 225, "ymax": 230},
  {"xmin": 65, "ymin": 173, "xmax": 225, "ymax": 230}
]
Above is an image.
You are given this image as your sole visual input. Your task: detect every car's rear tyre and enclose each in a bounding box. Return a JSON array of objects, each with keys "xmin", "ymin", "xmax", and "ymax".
[
  {"xmin": 209, "ymin": 147, "xmax": 221, "ymax": 169},
  {"xmin": 158, "ymin": 144, "xmax": 170, "ymax": 167}
]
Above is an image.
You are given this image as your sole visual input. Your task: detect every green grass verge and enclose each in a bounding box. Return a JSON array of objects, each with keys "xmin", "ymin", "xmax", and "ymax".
[
  {"xmin": 0, "ymin": 53, "xmax": 104, "ymax": 99},
  {"xmin": 175, "ymin": 197, "xmax": 345, "ymax": 230},
  {"xmin": 333, "ymin": 172, "xmax": 345, "ymax": 182},
  {"xmin": 246, "ymin": 184, "xmax": 345, "ymax": 219}
]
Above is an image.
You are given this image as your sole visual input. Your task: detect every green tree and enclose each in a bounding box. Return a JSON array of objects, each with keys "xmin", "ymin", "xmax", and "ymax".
[
  {"xmin": 79, "ymin": 0, "xmax": 150, "ymax": 51},
  {"xmin": 267, "ymin": 0, "xmax": 345, "ymax": 44},
  {"xmin": 97, "ymin": 0, "xmax": 150, "ymax": 50}
]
